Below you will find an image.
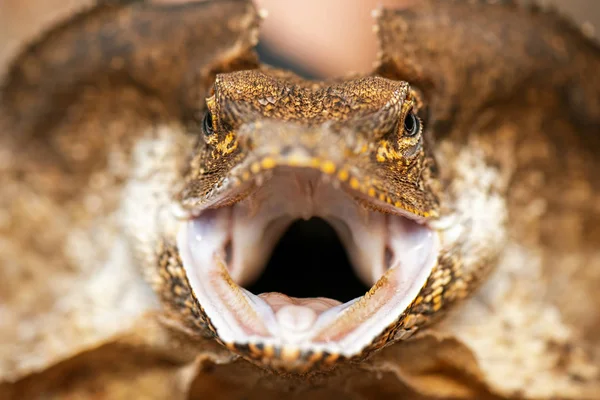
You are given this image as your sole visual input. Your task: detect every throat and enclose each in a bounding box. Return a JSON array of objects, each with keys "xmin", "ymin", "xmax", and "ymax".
[{"xmin": 245, "ymin": 218, "xmax": 369, "ymax": 303}]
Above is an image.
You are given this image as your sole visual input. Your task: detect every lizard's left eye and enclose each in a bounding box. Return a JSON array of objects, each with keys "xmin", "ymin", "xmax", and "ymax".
[
  {"xmin": 202, "ymin": 110, "xmax": 215, "ymax": 136},
  {"xmin": 403, "ymin": 112, "xmax": 420, "ymax": 137}
]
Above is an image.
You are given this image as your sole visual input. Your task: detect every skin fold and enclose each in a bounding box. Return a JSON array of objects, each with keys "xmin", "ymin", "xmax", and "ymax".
[{"xmin": 0, "ymin": 0, "xmax": 599, "ymax": 398}]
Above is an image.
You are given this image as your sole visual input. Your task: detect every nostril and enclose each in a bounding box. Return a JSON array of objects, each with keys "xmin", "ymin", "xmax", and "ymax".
[{"xmin": 280, "ymin": 145, "xmax": 293, "ymax": 156}]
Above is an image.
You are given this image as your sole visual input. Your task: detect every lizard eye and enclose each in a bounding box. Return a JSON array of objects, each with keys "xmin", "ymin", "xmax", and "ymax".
[
  {"xmin": 202, "ymin": 110, "xmax": 215, "ymax": 136},
  {"xmin": 403, "ymin": 112, "xmax": 420, "ymax": 137}
]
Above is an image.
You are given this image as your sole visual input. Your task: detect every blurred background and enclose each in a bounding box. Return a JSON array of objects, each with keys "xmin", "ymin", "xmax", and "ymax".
[
  {"xmin": 1, "ymin": 0, "xmax": 599, "ymax": 79},
  {"xmin": 256, "ymin": 0, "xmax": 600, "ymax": 77},
  {"xmin": 1, "ymin": 0, "xmax": 600, "ymax": 79},
  {"xmin": 254, "ymin": 0, "xmax": 600, "ymax": 77}
]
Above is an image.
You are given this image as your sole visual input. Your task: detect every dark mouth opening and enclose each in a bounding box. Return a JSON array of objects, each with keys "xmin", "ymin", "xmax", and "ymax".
[{"xmin": 245, "ymin": 217, "xmax": 369, "ymax": 303}]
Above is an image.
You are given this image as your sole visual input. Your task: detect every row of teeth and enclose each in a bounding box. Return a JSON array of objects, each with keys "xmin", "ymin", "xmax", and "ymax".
[{"xmin": 228, "ymin": 156, "xmax": 430, "ymax": 213}]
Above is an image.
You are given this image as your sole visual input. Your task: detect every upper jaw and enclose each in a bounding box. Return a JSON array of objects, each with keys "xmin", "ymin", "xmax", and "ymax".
[
  {"xmin": 180, "ymin": 119, "xmax": 439, "ymax": 220},
  {"xmin": 174, "ymin": 156, "xmax": 444, "ymax": 370}
]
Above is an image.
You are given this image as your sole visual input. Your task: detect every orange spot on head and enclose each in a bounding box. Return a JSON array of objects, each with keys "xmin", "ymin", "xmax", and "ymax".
[
  {"xmin": 320, "ymin": 160, "xmax": 336, "ymax": 175},
  {"xmin": 261, "ymin": 157, "xmax": 276, "ymax": 169},
  {"xmin": 337, "ymin": 169, "xmax": 349, "ymax": 182}
]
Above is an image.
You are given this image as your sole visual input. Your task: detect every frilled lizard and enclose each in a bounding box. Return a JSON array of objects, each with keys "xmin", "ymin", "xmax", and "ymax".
[{"xmin": 1, "ymin": 0, "xmax": 599, "ymax": 398}]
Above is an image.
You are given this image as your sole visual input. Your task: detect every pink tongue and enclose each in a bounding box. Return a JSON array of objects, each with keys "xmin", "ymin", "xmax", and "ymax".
[
  {"xmin": 258, "ymin": 292, "xmax": 342, "ymax": 313},
  {"xmin": 258, "ymin": 293, "xmax": 343, "ymax": 333}
]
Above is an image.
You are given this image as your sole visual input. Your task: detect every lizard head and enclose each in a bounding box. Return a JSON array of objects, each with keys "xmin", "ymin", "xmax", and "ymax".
[
  {"xmin": 181, "ymin": 69, "xmax": 439, "ymax": 218},
  {"xmin": 173, "ymin": 69, "xmax": 457, "ymax": 370}
]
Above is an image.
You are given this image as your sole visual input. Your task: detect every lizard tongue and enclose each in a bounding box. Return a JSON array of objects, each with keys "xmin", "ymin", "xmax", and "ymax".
[{"xmin": 257, "ymin": 293, "xmax": 343, "ymax": 333}]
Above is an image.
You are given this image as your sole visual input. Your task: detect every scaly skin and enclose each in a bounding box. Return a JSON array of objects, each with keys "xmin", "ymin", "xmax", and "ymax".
[
  {"xmin": 156, "ymin": 68, "xmax": 497, "ymax": 370},
  {"xmin": 1, "ymin": 0, "xmax": 599, "ymax": 395}
]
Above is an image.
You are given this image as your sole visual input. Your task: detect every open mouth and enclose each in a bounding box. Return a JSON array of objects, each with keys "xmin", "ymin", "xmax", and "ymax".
[{"xmin": 177, "ymin": 161, "xmax": 439, "ymax": 367}]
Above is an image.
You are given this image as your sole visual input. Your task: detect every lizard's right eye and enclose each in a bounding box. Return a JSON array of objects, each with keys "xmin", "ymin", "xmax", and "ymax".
[
  {"xmin": 403, "ymin": 111, "xmax": 420, "ymax": 137},
  {"xmin": 202, "ymin": 110, "xmax": 215, "ymax": 136}
]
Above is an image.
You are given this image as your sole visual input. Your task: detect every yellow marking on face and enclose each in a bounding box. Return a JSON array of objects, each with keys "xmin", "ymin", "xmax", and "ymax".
[
  {"xmin": 378, "ymin": 193, "xmax": 386, "ymax": 202},
  {"xmin": 261, "ymin": 157, "xmax": 276, "ymax": 169},
  {"xmin": 242, "ymin": 171, "xmax": 250, "ymax": 181},
  {"xmin": 310, "ymin": 158, "xmax": 321, "ymax": 168},
  {"xmin": 401, "ymin": 96, "xmax": 414, "ymax": 118},
  {"xmin": 250, "ymin": 162, "xmax": 261, "ymax": 174},
  {"xmin": 320, "ymin": 160, "xmax": 336, "ymax": 175},
  {"xmin": 403, "ymin": 314, "xmax": 419, "ymax": 329},
  {"xmin": 349, "ymin": 177, "xmax": 360, "ymax": 190},
  {"xmin": 205, "ymin": 95, "xmax": 216, "ymax": 110},
  {"xmin": 368, "ymin": 188, "xmax": 376, "ymax": 197},
  {"xmin": 377, "ymin": 140, "xmax": 404, "ymax": 162},
  {"xmin": 376, "ymin": 145, "xmax": 387, "ymax": 162},
  {"xmin": 173, "ymin": 286, "xmax": 185, "ymax": 296},
  {"xmin": 337, "ymin": 169, "xmax": 349, "ymax": 182},
  {"xmin": 394, "ymin": 201, "xmax": 402, "ymax": 208},
  {"xmin": 215, "ymin": 132, "xmax": 238, "ymax": 155}
]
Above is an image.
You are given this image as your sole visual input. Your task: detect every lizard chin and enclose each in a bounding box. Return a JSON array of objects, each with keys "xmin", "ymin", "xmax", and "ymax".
[{"xmin": 177, "ymin": 167, "xmax": 440, "ymax": 369}]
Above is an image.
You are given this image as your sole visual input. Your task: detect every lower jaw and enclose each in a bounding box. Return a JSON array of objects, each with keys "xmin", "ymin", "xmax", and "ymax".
[{"xmin": 176, "ymin": 206, "xmax": 439, "ymax": 362}]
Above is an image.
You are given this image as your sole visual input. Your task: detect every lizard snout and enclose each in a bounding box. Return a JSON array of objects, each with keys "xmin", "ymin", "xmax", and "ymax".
[{"xmin": 235, "ymin": 119, "xmax": 359, "ymax": 165}]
